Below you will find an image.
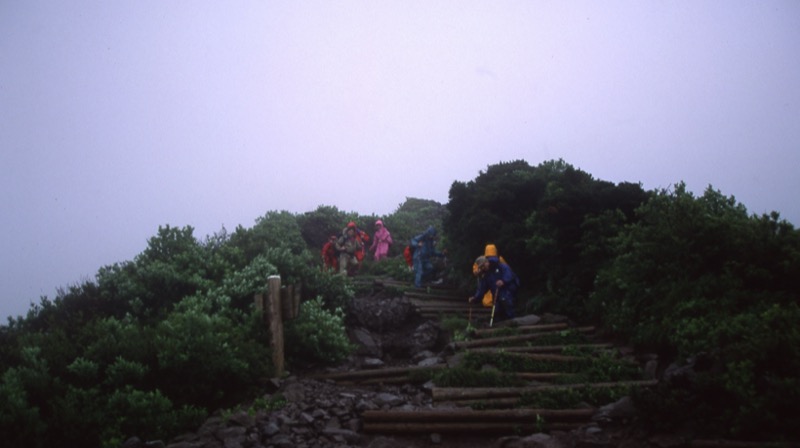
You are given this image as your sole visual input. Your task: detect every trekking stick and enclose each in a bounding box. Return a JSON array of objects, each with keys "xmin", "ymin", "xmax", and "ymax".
[{"xmin": 489, "ymin": 286, "xmax": 499, "ymax": 328}]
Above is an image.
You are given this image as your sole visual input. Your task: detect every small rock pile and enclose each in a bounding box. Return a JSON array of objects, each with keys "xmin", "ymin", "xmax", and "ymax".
[
  {"xmin": 346, "ymin": 295, "xmax": 443, "ymax": 361},
  {"xmin": 137, "ymin": 377, "xmax": 435, "ymax": 448},
  {"xmin": 131, "ymin": 374, "xmax": 644, "ymax": 448}
]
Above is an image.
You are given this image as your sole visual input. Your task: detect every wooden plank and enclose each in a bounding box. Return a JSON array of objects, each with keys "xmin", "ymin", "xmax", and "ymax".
[
  {"xmin": 452, "ymin": 326, "xmax": 596, "ymax": 349},
  {"xmin": 432, "ymin": 380, "xmax": 659, "ymax": 401},
  {"xmin": 472, "ymin": 323, "xmax": 568, "ymax": 337},
  {"xmin": 308, "ymin": 364, "xmax": 447, "ymax": 381},
  {"xmin": 362, "ymin": 408, "xmax": 595, "ymax": 422},
  {"xmin": 467, "ymin": 344, "xmax": 614, "ymax": 354},
  {"xmin": 362, "ymin": 421, "xmax": 583, "ymax": 433}
]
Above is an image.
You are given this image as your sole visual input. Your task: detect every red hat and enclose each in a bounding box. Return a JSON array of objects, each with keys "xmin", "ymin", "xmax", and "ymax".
[{"xmin": 347, "ymin": 221, "xmax": 356, "ymax": 228}]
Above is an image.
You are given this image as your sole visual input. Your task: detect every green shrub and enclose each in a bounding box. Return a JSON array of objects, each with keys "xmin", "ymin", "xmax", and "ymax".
[
  {"xmin": 554, "ymin": 351, "xmax": 641, "ymax": 384},
  {"xmin": 66, "ymin": 357, "xmax": 99, "ymax": 386},
  {"xmin": 104, "ymin": 357, "xmax": 148, "ymax": 388},
  {"xmin": 0, "ymin": 365, "xmax": 47, "ymax": 448},
  {"xmin": 284, "ymin": 297, "xmax": 353, "ymax": 366},
  {"xmin": 102, "ymin": 386, "xmax": 205, "ymax": 448},
  {"xmin": 154, "ymin": 295, "xmax": 270, "ymax": 408},
  {"xmin": 519, "ymin": 384, "xmax": 634, "ymax": 409},
  {"xmin": 302, "ymin": 270, "xmax": 354, "ymax": 311},
  {"xmin": 592, "ymin": 184, "xmax": 800, "ymax": 440}
]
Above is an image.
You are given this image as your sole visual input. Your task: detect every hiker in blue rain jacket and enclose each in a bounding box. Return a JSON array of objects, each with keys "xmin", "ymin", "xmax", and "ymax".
[
  {"xmin": 469, "ymin": 255, "xmax": 519, "ymax": 320},
  {"xmin": 410, "ymin": 225, "xmax": 446, "ymax": 287}
]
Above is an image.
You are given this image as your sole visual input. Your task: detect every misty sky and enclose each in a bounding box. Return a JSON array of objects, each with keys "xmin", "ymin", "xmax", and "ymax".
[{"xmin": 2, "ymin": 1, "xmax": 799, "ymax": 321}]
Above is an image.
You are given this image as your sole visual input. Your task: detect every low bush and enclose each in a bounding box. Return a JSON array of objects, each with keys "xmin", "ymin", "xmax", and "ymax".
[{"xmin": 284, "ymin": 297, "xmax": 353, "ymax": 366}]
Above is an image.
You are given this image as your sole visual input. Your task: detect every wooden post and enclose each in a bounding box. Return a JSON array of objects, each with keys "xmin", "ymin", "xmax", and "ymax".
[
  {"xmin": 254, "ymin": 293, "xmax": 264, "ymax": 314},
  {"xmin": 292, "ymin": 284, "xmax": 301, "ymax": 319},
  {"xmin": 281, "ymin": 285, "xmax": 293, "ymax": 321},
  {"xmin": 267, "ymin": 275, "xmax": 284, "ymax": 377}
]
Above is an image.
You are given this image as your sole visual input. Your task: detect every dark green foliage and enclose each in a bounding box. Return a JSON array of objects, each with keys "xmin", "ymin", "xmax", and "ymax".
[
  {"xmin": 446, "ymin": 160, "xmax": 544, "ymax": 293},
  {"xmin": 0, "ymin": 347, "xmax": 49, "ymax": 448},
  {"xmin": 229, "ymin": 211, "xmax": 307, "ymax": 261},
  {"xmin": 591, "ymin": 183, "xmax": 800, "ymax": 440},
  {"xmin": 554, "ymin": 351, "xmax": 642, "ymax": 384},
  {"xmin": 445, "ymin": 159, "xmax": 649, "ymax": 319},
  {"xmin": 153, "ymin": 295, "xmax": 270, "ymax": 409},
  {"xmin": 462, "ymin": 351, "xmax": 592, "ymax": 374},
  {"xmin": 102, "ymin": 386, "xmax": 205, "ymax": 447},
  {"xmin": 94, "ymin": 225, "xmax": 240, "ymax": 321},
  {"xmin": 296, "ymin": 205, "xmax": 352, "ymax": 250},
  {"xmin": 0, "ymin": 217, "xmax": 305, "ymax": 445},
  {"xmin": 439, "ymin": 316, "xmax": 470, "ymax": 333},
  {"xmin": 133, "ymin": 225, "xmax": 219, "ymax": 314},
  {"xmin": 518, "ymin": 384, "xmax": 635, "ymax": 409},
  {"xmin": 516, "ymin": 331, "xmax": 590, "ymax": 347},
  {"xmin": 301, "ymin": 266, "xmax": 355, "ymax": 311},
  {"xmin": 356, "ymin": 257, "xmax": 414, "ymax": 283},
  {"xmin": 388, "ymin": 197, "xmax": 448, "ymax": 257},
  {"xmin": 284, "ymin": 297, "xmax": 353, "ymax": 366}
]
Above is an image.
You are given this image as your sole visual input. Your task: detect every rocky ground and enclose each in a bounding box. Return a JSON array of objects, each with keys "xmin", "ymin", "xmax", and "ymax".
[{"xmin": 121, "ymin": 289, "xmax": 709, "ymax": 448}]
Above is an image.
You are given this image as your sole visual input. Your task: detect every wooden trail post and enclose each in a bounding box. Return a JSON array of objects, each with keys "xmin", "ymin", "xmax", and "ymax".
[
  {"xmin": 253, "ymin": 276, "xmax": 302, "ymax": 379},
  {"xmin": 280, "ymin": 284, "xmax": 302, "ymax": 320},
  {"xmin": 267, "ymin": 275, "xmax": 284, "ymax": 377}
]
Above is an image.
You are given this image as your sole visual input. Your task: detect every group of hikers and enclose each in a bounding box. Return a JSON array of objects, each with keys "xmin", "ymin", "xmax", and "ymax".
[
  {"xmin": 321, "ymin": 220, "xmax": 392, "ymax": 276},
  {"xmin": 320, "ymin": 221, "xmax": 519, "ymax": 321},
  {"xmin": 320, "ymin": 221, "xmax": 446, "ymax": 285}
]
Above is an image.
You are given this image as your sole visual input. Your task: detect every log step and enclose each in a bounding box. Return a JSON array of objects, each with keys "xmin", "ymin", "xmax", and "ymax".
[
  {"xmin": 362, "ymin": 421, "xmax": 584, "ymax": 434},
  {"xmin": 432, "ymin": 379, "xmax": 659, "ymax": 402},
  {"xmin": 472, "ymin": 323, "xmax": 569, "ymax": 337},
  {"xmin": 452, "ymin": 326, "xmax": 596, "ymax": 349},
  {"xmin": 466, "ymin": 343, "xmax": 614, "ymax": 354},
  {"xmin": 308, "ymin": 364, "xmax": 447, "ymax": 381}
]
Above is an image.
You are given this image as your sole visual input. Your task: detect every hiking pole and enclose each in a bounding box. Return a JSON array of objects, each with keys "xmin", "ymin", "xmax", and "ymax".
[{"xmin": 489, "ymin": 288, "xmax": 497, "ymax": 328}]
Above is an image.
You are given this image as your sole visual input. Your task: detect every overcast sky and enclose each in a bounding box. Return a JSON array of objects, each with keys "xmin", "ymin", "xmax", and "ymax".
[{"xmin": 2, "ymin": 1, "xmax": 799, "ymax": 321}]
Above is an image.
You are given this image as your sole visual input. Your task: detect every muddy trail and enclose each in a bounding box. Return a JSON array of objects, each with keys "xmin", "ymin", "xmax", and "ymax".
[{"xmin": 157, "ymin": 278, "xmax": 776, "ymax": 448}]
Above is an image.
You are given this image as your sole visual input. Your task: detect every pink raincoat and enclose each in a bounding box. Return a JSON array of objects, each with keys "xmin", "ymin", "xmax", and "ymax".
[{"xmin": 370, "ymin": 220, "xmax": 393, "ymax": 261}]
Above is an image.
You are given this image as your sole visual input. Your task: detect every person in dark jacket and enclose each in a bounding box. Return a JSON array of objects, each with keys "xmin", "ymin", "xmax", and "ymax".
[
  {"xmin": 472, "ymin": 244, "xmax": 509, "ymax": 308},
  {"xmin": 469, "ymin": 255, "xmax": 518, "ymax": 320},
  {"xmin": 410, "ymin": 225, "xmax": 446, "ymax": 287}
]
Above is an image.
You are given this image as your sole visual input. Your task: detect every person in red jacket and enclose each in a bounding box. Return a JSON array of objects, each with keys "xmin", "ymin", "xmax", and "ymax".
[
  {"xmin": 321, "ymin": 235, "xmax": 338, "ymax": 272},
  {"xmin": 354, "ymin": 227, "xmax": 369, "ymax": 264},
  {"xmin": 403, "ymin": 245, "xmax": 414, "ymax": 271}
]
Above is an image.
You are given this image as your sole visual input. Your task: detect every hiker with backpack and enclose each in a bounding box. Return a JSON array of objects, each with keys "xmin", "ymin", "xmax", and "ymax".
[
  {"xmin": 369, "ymin": 219, "xmax": 393, "ymax": 261},
  {"xmin": 472, "ymin": 244, "xmax": 509, "ymax": 308},
  {"xmin": 336, "ymin": 222, "xmax": 364, "ymax": 276},
  {"xmin": 469, "ymin": 253, "xmax": 519, "ymax": 320},
  {"xmin": 410, "ymin": 225, "xmax": 446, "ymax": 287}
]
